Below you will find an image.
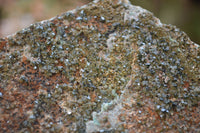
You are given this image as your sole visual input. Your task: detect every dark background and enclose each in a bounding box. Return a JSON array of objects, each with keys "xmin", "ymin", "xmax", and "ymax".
[{"xmin": 0, "ymin": 0, "xmax": 199, "ymax": 44}]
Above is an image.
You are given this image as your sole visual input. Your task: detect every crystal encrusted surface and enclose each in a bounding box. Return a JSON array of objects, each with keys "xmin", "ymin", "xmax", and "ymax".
[{"xmin": 0, "ymin": 0, "xmax": 199, "ymax": 132}]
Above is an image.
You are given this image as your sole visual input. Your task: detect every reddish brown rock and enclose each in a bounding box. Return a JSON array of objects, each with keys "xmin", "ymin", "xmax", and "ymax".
[{"xmin": 0, "ymin": 0, "xmax": 199, "ymax": 132}]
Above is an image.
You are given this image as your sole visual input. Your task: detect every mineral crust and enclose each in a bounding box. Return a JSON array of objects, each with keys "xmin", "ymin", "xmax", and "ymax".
[{"xmin": 0, "ymin": 0, "xmax": 199, "ymax": 132}]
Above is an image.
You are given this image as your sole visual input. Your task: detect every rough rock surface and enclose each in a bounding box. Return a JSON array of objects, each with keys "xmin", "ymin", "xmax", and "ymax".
[{"xmin": 0, "ymin": 0, "xmax": 199, "ymax": 132}]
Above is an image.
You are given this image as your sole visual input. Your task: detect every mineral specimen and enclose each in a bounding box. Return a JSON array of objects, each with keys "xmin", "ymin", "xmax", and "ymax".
[{"xmin": 0, "ymin": 0, "xmax": 199, "ymax": 132}]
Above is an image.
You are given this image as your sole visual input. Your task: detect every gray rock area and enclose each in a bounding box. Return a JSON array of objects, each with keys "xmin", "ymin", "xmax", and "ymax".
[{"xmin": 0, "ymin": 0, "xmax": 199, "ymax": 132}]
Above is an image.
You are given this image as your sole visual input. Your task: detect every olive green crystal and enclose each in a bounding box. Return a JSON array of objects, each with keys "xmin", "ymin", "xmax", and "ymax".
[{"xmin": 0, "ymin": 0, "xmax": 199, "ymax": 132}]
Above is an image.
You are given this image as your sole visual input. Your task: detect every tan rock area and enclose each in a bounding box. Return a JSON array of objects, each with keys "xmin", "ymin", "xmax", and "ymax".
[{"xmin": 0, "ymin": 0, "xmax": 199, "ymax": 132}]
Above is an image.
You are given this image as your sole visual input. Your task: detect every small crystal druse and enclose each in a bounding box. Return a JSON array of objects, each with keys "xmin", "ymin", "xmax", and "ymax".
[{"xmin": 0, "ymin": 0, "xmax": 199, "ymax": 132}]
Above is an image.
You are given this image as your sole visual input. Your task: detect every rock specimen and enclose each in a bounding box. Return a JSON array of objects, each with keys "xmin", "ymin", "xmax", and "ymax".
[{"xmin": 0, "ymin": 0, "xmax": 199, "ymax": 132}]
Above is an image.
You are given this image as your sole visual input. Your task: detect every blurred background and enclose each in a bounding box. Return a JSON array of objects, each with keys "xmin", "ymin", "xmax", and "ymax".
[{"xmin": 0, "ymin": 0, "xmax": 199, "ymax": 43}]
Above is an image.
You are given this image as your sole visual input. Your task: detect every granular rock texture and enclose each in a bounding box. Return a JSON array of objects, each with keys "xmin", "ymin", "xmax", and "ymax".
[{"xmin": 0, "ymin": 0, "xmax": 199, "ymax": 132}]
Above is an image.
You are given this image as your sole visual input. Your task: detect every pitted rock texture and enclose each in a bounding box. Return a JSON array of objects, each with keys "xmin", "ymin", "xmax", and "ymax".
[{"xmin": 0, "ymin": 0, "xmax": 199, "ymax": 132}]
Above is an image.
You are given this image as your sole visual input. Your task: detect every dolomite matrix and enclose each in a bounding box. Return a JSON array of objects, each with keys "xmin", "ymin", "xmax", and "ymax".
[{"xmin": 0, "ymin": 0, "xmax": 199, "ymax": 132}]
